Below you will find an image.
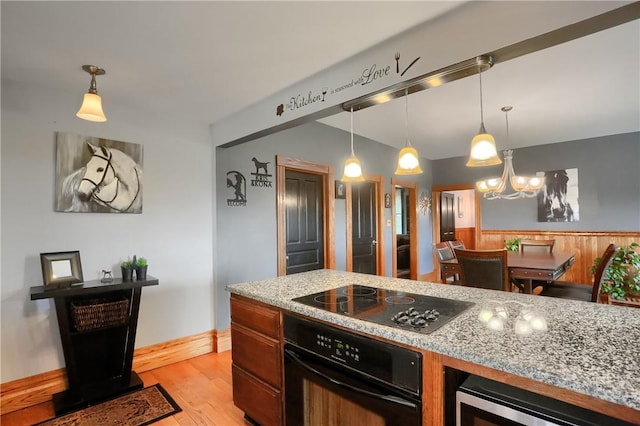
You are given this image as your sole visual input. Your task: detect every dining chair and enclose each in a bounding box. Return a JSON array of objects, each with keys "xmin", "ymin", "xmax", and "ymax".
[
  {"xmin": 517, "ymin": 239, "xmax": 556, "ymax": 291},
  {"xmin": 435, "ymin": 242, "xmax": 457, "ymax": 283},
  {"xmin": 519, "ymin": 239, "xmax": 555, "ymax": 253},
  {"xmin": 448, "ymin": 240, "xmax": 466, "ymax": 251},
  {"xmin": 454, "ymin": 249, "xmax": 510, "ymax": 292},
  {"xmin": 540, "ymin": 243, "xmax": 616, "ymax": 302}
]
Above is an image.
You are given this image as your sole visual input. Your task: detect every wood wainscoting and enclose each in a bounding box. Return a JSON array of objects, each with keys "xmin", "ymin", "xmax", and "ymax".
[
  {"xmin": 0, "ymin": 328, "xmax": 230, "ymax": 414},
  {"xmin": 478, "ymin": 230, "xmax": 640, "ymax": 285},
  {"xmin": 455, "ymin": 227, "xmax": 476, "ymax": 249}
]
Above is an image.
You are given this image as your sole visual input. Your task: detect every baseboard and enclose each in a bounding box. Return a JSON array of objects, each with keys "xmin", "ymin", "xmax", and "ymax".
[{"xmin": 1, "ymin": 328, "xmax": 230, "ymax": 414}]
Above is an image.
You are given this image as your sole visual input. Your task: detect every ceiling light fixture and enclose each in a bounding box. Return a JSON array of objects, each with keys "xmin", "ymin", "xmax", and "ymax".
[
  {"xmin": 466, "ymin": 61, "xmax": 500, "ymax": 167},
  {"xmin": 476, "ymin": 106, "xmax": 544, "ymax": 199},
  {"xmin": 76, "ymin": 65, "xmax": 107, "ymax": 122},
  {"xmin": 395, "ymin": 88, "xmax": 423, "ymax": 175},
  {"xmin": 341, "ymin": 107, "xmax": 364, "ymax": 182}
]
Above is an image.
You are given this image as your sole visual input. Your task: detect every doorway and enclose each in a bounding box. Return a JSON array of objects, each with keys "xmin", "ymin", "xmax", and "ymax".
[
  {"xmin": 346, "ymin": 174, "xmax": 385, "ymax": 275},
  {"xmin": 276, "ymin": 155, "xmax": 335, "ymax": 276},
  {"xmin": 432, "ymin": 183, "xmax": 480, "ymax": 250},
  {"xmin": 440, "ymin": 192, "xmax": 455, "ymax": 242},
  {"xmin": 284, "ymin": 170, "xmax": 325, "ymax": 274},
  {"xmin": 391, "ymin": 179, "xmax": 418, "ymax": 280}
]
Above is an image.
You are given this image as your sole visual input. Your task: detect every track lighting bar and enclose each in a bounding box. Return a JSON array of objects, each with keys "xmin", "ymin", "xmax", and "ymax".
[{"xmin": 342, "ymin": 55, "xmax": 493, "ymax": 112}]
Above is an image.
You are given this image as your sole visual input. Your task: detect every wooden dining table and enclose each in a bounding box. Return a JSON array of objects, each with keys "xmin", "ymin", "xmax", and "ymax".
[{"xmin": 440, "ymin": 250, "xmax": 576, "ymax": 294}]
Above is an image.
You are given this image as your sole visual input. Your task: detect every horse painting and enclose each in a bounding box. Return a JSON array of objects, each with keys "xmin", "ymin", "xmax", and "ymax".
[
  {"xmin": 537, "ymin": 168, "xmax": 579, "ymax": 222},
  {"xmin": 56, "ymin": 136, "xmax": 143, "ymax": 213}
]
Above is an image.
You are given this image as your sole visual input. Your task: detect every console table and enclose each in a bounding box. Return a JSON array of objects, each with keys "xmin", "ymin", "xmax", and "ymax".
[{"xmin": 30, "ymin": 276, "xmax": 158, "ymax": 414}]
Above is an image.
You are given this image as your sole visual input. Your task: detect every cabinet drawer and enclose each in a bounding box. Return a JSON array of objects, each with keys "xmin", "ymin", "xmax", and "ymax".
[
  {"xmin": 510, "ymin": 268, "xmax": 554, "ymax": 279},
  {"xmin": 232, "ymin": 364, "xmax": 282, "ymax": 426},
  {"xmin": 231, "ymin": 297, "xmax": 280, "ymax": 338},
  {"xmin": 231, "ymin": 323, "xmax": 281, "ymax": 388}
]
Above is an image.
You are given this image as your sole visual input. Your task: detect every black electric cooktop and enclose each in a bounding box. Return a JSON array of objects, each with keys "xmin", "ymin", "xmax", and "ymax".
[{"xmin": 292, "ymin": 284, "xmax": 474, "ymax": 334}]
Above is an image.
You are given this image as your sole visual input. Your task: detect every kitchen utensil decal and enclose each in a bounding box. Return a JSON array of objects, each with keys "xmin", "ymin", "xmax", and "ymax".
[{"xmin": 401, "ymin": 56, "xmax": 421, "ymax": 76}]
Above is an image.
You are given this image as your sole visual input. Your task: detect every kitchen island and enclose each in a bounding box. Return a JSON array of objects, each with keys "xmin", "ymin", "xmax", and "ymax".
[{"xmin": 227, "ymin": 269, "xmax": 640, "ymax": 425}]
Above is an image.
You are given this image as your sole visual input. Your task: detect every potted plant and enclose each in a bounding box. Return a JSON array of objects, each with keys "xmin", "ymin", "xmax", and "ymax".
[
  {"xmin": 596, "ymin": 243, "xmax": 640, "ymax": 300},
  {"xmin": 135, "ymin": 257, "xmax": 148, "ymax": 281},
  {"xmin": 120, "ymin": 260, "xmax": 134, "ymax": 281},
  {"xmin": 504, "ymin": 237, "xmax": 520, "ymax": 252}
]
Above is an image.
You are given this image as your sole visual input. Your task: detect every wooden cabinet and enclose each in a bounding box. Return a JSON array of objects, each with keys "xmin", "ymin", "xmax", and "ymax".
[
  {"xmin": 230, "ymin": 295, "xmax": 283, "ymax": 426},
  {"xmin": 30, "ymin": 277, "xmax": 158, "ymax": 415}
]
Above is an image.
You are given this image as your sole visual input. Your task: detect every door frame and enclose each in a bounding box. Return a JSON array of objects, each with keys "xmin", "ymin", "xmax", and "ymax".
[
  {"xmin": 431, "ymin": 183, "xmax": 482, "ymax": 249},
  {"xmin": 345, "ymin": 174, "xmax": 385, "ymax": 275},
  {"xmin": 391, "ymin": 178, "xmax": 418, "ymax": 280},
  {"xmin": 276, "ymin": 155, "xmax": 335, "ymax": 276}
]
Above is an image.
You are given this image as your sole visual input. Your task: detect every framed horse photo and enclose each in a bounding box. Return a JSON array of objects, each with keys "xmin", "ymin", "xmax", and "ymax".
[
  {"xmin": 54, "ymin": 132, "xmax": 143, "ymax": 213},
  {"xmin": 40, "ymin": 251, "xmax": 84, "ymax": 289}
]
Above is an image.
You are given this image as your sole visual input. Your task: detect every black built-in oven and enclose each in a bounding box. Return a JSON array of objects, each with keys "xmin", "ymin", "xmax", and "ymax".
[{"xmin": 284, "ymin": 313, "xmax": 422, "ymax": 426}]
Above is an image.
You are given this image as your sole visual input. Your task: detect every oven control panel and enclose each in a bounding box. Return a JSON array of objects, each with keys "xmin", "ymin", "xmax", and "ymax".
[
  {"xmin": 316, "ymin": 333, "xmax": 360, "ymax": 363},
  {"xmin": 284, "ymin": 313, "xmax": 421, "ymax": 395}
]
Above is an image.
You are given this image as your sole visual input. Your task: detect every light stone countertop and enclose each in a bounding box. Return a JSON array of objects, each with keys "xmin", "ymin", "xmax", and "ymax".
[{"xmin": 226, "ymin": 269, "xmax": 640, "ymax": 413}]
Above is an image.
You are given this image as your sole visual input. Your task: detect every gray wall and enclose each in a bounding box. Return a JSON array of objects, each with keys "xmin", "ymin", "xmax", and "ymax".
[
  {"xmin": 215, "ymin": 121, "xmax": 434, "ymax": 328},
  {"xmin": 432, "ymin": 132, "xmax": 640, "ymax": 231},
  {"xmin": 1, "ymin": 81, "xmax": 216, "ymax": 383}
]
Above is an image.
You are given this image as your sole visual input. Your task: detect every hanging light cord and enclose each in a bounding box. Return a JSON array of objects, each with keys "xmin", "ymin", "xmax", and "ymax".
[
  {"xmin": 405, "ymin": 88, "xmax": 411, "ymax": 146},
  {"xmin": 478, "ymin": 66, "xmax": 485, "ymax": 127},
  {"xmin": 350, "ymin": 107, "xmax": 355, "ymax": 155}
]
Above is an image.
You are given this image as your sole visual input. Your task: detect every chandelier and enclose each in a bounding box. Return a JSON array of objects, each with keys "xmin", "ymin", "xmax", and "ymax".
[{"xmin": 475, "ymin": 106, "xmax": 544, "ymax": 200}]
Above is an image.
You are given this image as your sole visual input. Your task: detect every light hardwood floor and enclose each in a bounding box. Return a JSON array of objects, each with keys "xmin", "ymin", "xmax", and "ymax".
[{"xmin": 1, "ymin": 351, "xmax": 249, "ymax": 426}]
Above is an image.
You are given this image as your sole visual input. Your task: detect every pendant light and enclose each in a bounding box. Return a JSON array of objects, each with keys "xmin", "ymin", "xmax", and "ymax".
[
  {"xmin": 76, "ymin": 65, "xmax": 107, "ymax": 122},
  {"xmin": 341, "ymin": 107, "xmax": 365, "ymax": 182},
  {"xmin": 476, "ymin": 106, "xmax": 545, "ymax": 199},
  {"xmin": 466, "ymin": 64, "xmax": 500, "ymax": 167},
  {"xmin": 395, "ymin": 88, "xmax": 423, "ymax": 175}
]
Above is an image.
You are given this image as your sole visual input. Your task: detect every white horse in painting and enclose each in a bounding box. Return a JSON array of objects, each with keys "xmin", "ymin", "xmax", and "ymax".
[{"xmin": 60, "ymin": 143, "xmax": 143, "ymax": 213}]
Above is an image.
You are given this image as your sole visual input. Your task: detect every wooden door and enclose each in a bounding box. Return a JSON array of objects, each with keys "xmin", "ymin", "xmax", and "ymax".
[
  {"xmin": 285, "ymin": 171, "xmax": 324, "ymax": 274},
  {"xmin": 440, "ymin": 192, "xmax": 455, "ymax": 242},
  {"xmin": 351, "ymin": 181, "xmax": 377, "ymax": 274}
]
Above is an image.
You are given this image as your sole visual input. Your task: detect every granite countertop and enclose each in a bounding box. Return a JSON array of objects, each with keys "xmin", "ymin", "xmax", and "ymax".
[{"xmin": 226, "ymin": 269, "xmax": 640, "ymax": 412}]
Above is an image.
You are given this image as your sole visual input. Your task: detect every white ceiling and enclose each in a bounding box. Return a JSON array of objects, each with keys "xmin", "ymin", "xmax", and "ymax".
[{"xmin": 2, "ymin": 2, "xmax": 638, "ymax": 160}]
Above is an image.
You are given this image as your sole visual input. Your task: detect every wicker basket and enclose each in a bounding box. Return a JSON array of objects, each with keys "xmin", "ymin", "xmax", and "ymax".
[{"xmin": 71, "ymin": 297, "xmax": 129, "ymax": 332}]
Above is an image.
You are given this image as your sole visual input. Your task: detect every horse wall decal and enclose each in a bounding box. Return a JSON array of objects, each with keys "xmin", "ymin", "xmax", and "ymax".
[{"xmin": 59, "ymin": 143, "xmax": 143, "ymax": 213}]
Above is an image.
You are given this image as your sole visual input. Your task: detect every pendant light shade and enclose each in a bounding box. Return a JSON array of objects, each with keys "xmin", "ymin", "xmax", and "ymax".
[
  {"xmin": 395, "ymin": 89, "xmax": 423, "ymax": 175},
  {"xmin": 342, "ymin": 107, "xmax": 365, "ymax": 182},
  {"xmin": 76, "ymin": 65, "xmax": 107, "ymax": 122},
  {"xmin": 466, "ymin": 65, "xmax": 500, "ymax": 167}
]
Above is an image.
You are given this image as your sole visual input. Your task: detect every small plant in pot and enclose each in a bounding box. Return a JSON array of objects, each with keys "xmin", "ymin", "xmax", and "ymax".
[
  {"xmin": 596, "ymin": 243, "xmax": 640, "ymax": 300},
  {"xmin": 135, "ymin": 257, "xmax": 148, "ymax": 281},
  {"xmin": 120, "ymin": 260, "xmax": 134, "ymax": 282},
  {"xmin": 504, "ymin": 237, "xmax": 520, "ymax": 252}
]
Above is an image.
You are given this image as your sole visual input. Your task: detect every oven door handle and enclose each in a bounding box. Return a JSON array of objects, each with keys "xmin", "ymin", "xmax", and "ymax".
[{"xmin": 284, "ymin": 348, "xmax": 418, "ymax": 410}]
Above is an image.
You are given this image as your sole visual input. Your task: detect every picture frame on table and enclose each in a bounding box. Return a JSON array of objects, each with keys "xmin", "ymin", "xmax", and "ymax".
[{"xmin": 40, "ymin": 250, "xmax": 84, "ymax": 289}]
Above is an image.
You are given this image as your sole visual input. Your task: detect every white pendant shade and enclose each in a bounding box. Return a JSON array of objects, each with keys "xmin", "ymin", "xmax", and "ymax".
[
  {"xmin": 395, "ymin": 88, "xmax": 423, "ymax": 175},
  {"xmin": 341, "ymin": 107, "xmax": 364, "ymax": 182},
  {"xmin": 76, "ymin": 93, "xmax": 107, "ymax": 122},
  {"xmin": 342, "ymin": 155, "xmax": 365, "ymax": 182},
  {"xmin": 395, "ymin": 146, "xmax": 423, "ymax": 175},
  {"xmin": 466, "ymin": 128, "xmax": 501, "ymax": 167},
  {"xmin": 466, "ymin": 66, "xmax": 500, "ymax": 167}
]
